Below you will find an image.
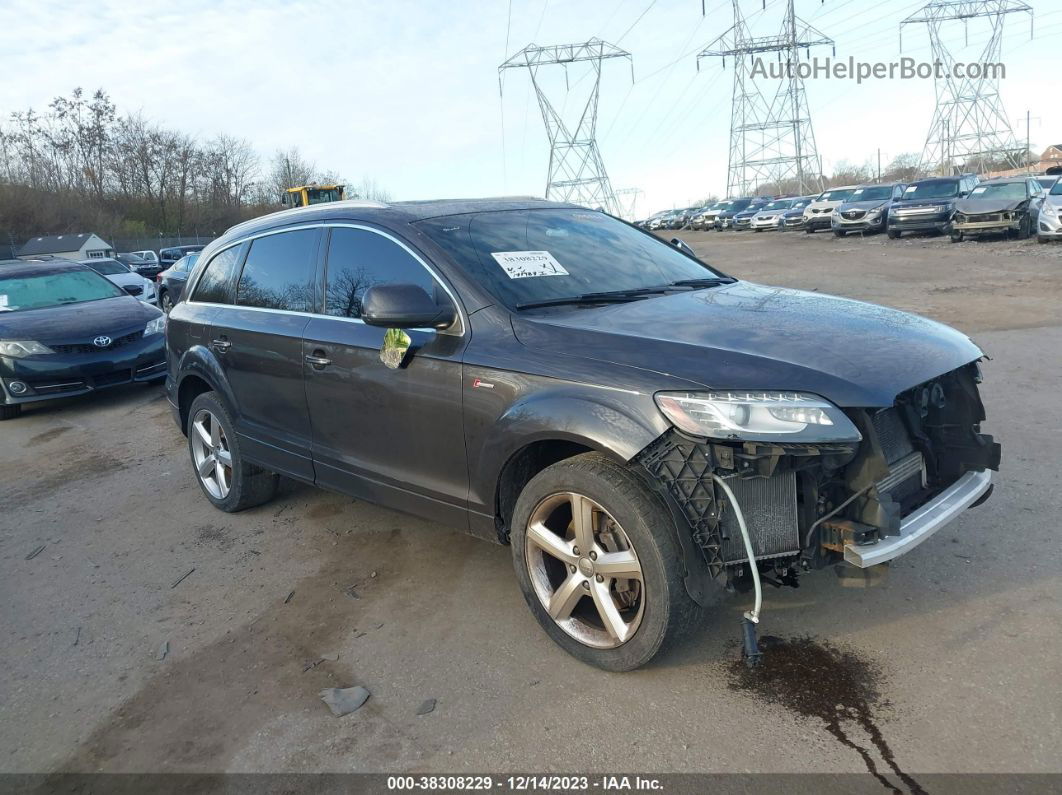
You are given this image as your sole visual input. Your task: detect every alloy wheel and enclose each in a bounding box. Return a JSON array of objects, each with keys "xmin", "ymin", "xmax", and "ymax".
[
  {"xmin": 190, "ymin": 409, "xmax": 233, "ymax": 499},
  {"xmin": 524, "ymin": 492, "xmax": 644, "ymax": 649}
]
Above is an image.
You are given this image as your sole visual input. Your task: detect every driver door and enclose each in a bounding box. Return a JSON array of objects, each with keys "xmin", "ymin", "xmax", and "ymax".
[{"xmin": 302, "ymin": 225, "xmax": 469, "ymax": 527}]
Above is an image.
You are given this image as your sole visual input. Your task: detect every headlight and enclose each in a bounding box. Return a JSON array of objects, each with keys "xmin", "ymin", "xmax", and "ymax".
[
  {"xmin": 1042, "ymin": 203, "xmax": 1057, "ymax": 217},
  {"xmin": 144, "ymin": 315, "xmax": 167, "ymax": 337},
  {"xmin": 654, "ymin": 391, "xmax": 862, "ymax": 443},
  {"xmin": 0, "ymin": 340, "xmax": 53, "ymax": 357}
]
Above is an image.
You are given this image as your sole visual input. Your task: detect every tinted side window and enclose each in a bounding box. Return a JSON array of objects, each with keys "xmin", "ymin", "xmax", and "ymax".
[
  {"xmin": 236, "ymin": 229, "xmax": 317, "ymax": 312},
  {"xmin": 193, "ymin": 247, "xmax": 243, "ymax": 305},
  {"xmin": 324, "ymin": 228, "xmax": 435, "ymax": 319}
]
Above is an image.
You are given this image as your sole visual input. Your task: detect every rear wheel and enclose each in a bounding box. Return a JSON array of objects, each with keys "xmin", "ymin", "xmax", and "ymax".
[
  {"xmin": 0, "ymin": 404, "xmax": 22, "ymax": 421},
  {"xmin": 187, "ymin": 391, "xmax": 278, "ymax": 512},
  {"xmin": 510, "ymin": 453, "xmax": 703, "ymax": 671}
]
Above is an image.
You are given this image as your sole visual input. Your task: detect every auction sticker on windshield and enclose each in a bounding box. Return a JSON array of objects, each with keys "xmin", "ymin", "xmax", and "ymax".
[{"xmin": 490, "ymin": 251, "xmax": 570, "ymax": 279}]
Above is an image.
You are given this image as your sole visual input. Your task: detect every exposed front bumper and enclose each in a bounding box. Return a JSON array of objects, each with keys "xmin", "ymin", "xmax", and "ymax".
[
  {"xmin": 889, "ymin": 210, "xmax": 952, "ymax": 233},
  {"xmin": 844, "ymin": 469, "xmax": 992, "ymax": 568},
  {"xmin": 954, "ymin": 219, "xmax": 1019, "ymax": 235}
]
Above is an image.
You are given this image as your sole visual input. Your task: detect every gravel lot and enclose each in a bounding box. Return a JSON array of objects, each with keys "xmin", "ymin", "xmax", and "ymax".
[{"xmin": 2, "ymin": 229, "xmax": 1060, "ymax": 780}]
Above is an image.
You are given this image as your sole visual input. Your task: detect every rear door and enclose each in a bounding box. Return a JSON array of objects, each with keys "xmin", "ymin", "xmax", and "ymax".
[
  {"xmin": 302, "ymin": 225, "xmax": 469, "ymax": 526},
  {"xmin": 206, "ymin": 228, "xmax": 321, "ymax": 480}
]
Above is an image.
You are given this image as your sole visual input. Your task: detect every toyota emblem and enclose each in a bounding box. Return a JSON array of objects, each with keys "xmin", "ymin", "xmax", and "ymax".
[{"xmin": 93, "ymin": 335, "xmax": 112, "ymax": 348}]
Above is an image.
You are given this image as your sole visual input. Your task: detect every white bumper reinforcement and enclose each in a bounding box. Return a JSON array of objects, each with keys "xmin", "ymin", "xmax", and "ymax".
[{"xmin": 844, "ymin": 469, "xmax": 992, "ymax": 569}]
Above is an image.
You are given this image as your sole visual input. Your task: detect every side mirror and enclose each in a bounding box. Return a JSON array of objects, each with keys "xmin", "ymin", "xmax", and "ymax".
[
  {"xmin": 958, "ymin": 191, "xmax": 968, "ymax": 198},
  {"xmin": 361, "ymin": 283, "xmax": 456, "ymax": 330},
  {"xmin": 670, "ymin": 238, "xmax": 697, "ymax": 258}
]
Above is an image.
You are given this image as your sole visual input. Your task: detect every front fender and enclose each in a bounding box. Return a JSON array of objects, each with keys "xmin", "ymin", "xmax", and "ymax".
[{"xmin": 471, "ymin": 386, "xmax": 670, "ymax": 513}]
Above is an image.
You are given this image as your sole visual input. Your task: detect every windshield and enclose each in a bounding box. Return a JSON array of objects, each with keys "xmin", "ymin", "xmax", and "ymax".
[
  {"xmin": 307, "ymin": 188, "xmax": 342, "ymax": 204},
  {"xmin": 903, "ymin": 180, "xmax": 959, "ymax": 199},
  {"xmin": 790, "ymin": 198, "xmax": 812, "ymax": 209},
  {"xmin": 968, "ymin": 182, "xmax": 1028, "ymax": 200},
  {"xmin": 417, "ymin": 209, "xmax": 725, "ymax": 310},
  {"xmin": 84, "ymin": 259, "xmax": 131, "ymax": 276},
  {"xmin": 761, "ymin": 200, "xmax": 792, "ymax": 211},
  {"xmin": 817, "ymin": 188, "xmax": 856, "ymax": 202},
  {"xmin": 119, "ymin": 253, "xmax": 146, "ymax": 264},
  {"xmin": 0, "ymin": 269, "xmax": 124, "ymax": 312},
  {"xmin": 1051, "ymin": 180, "xmax": 1062, "ymax": 197},
  {"xmin": 850, "ymin": 186, "xmax": 893, "ymax": 202}
]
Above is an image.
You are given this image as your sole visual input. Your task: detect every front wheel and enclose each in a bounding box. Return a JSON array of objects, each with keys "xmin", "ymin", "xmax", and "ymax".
[
  {"xmin": 510, "ymin": 453, "xmax": 704, "ymax": 671},
  {"xmin": 187, "ymin": 391, "xmax": 279, "ymax": 512},
  {"xmin": 0, "ymin": 404, "xmax": 22, "ymax": 421},
  {"xmin": 833, "ymin": 229, "xmax": 845, "ymax": 237},
  {"xmin": 887, "ymin": 229, "xmax": 901, "ymax": 240},
  {"xmin": 160, "ymin": 290, "xmax": 173, "ymax": 313},
  {"xmin": 1017, "ymin": 215, "xmax": 1032, "ymax": 240},
  {"xmin": 950, "ymin": 231, "xmax": 963, "ymax": 243}
]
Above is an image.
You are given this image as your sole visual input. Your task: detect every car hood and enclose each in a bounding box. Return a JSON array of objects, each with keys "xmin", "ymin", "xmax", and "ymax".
[
  {"xmin": 804, "ymin": 200, "xmax": 845, "ymax": 213},
  {"xmin": 512, "ymin": 282, "xmax": 982, "ymax": 408},
  {"xmin": 954, "ymin": 197, "xmax": 1027, "ymax": 214},
  {"xmin": 0, "ymin": 296, "xmax": 159, "ymax": 344},
  {"xmin": 840, "ymin": 199, "xmax": 889, "ymax": 211},
  {"xmin": 104, "ymin": 272, "xmax": 147, "ymax": 289}
]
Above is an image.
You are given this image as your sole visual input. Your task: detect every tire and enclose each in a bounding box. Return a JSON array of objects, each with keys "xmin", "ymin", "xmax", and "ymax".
[
  {"xmin": 160, "ymin": 290, "xmax": 173, "ymax": 313},
  {"xmin": 833, "ymin": 230, "xmax": 845, "ymax": 237},
  {"xmin": 0, "ymin": 404, "xmax": 22, "ymax": 421},
  {"xmin": 1038, "ymin": 236, "xmax": 1049, "ymax": 244},
  {"xmin": 950, "ymin": 232, "xmax": 963, "ymax": 243},
  {"xmin": 510, "ymin": 453, "xmax": 703, "ymax": 671},
  {"xmin": 1017, "ymin": 215, "xmax": 1032, "ymax": 240},
  {"xmin": 186, "ymin": 391, "xmax": 278, "ymax": 512},
  {"xmin": 805, "ymin": 226, "xmax": 814, "ymax": 234},
  {"xmin": 887, "ymin": 229, "xmax": 901, "ymax": 240}
]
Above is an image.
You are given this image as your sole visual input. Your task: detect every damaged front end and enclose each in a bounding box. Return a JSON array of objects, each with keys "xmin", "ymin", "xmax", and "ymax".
[{"xmin": 637, "ymin": 362, "xmax": 1000, "ymax": 598}]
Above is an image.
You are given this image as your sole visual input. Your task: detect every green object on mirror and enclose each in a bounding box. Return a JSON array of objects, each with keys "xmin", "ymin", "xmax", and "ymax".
[{"xmin": 380, "ymin": 328, "xmax": 413, "ymax": 369}]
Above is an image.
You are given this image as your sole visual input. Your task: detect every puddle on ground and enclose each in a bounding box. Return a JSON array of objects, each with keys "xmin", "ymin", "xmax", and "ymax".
[{"xmin": 727, "ymin": 636, "xmax": 925, "ymax": 795}]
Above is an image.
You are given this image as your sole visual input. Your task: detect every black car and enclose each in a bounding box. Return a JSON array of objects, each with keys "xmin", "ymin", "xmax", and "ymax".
[
  {"xmin": 157, "ymin": 253, "xmax": 200, "ymax": 312},
  {"xmin": 0, "ymin": 259, "xmax": 166, "ymax": 420},
  {"xmin": 777, "ymin": 196, "xmax": 816, "ymax": 230},
  {"xmin": 116, "ymin": 252, "xmax": 162, "ymax": 279},
  {"xmin": 159, "ymin": 245, "xmax": 205, "ymax": 268},
  {"xmin": 887, "ymin": 174, "xmax": 979, "ymax": 239},
  {"xmin": 166, "ymin": 198, "xmax": 998, "ymax": 671},
  {"xmin": 714, "ymin": 197, "xmax": 756, "ymax": 230},
  {"xmin": 831, "ymin": 182, "xmax": 907, "ymax": 236}
]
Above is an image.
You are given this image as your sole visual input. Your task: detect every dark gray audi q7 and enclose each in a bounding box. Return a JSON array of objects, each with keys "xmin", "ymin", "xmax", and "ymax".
[{"xmin": 165, "ymin": 198, "xmax": 1000, "ymax": 671}]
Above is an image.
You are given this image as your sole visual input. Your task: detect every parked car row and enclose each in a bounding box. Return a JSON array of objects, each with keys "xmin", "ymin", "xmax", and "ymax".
[
  {"xmin": 118, "ymin": 245, "xmax": 206, "ymax": 279},
  {"xmin": 638, "ymin": 173, "xmax": 1060, "ymax": 243}
]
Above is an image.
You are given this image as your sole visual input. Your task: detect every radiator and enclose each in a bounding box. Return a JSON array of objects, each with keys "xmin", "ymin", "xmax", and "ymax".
[{"xmin": 719, "ymin": 470, "xmax": 799, "ymax": 564}]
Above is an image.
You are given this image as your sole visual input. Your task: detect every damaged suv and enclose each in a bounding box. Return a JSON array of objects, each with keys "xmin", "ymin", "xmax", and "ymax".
[{"xmin": 165, "ymin": 199, "xmax": 1000, "ymax": 671}]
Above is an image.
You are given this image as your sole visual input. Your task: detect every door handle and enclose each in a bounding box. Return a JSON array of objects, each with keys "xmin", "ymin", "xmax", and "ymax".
[
  {"xmin": 212, "ymin": 338, "xmax": 231, "ymax": 353},
  {"xmin": 305, "ymin": 353, "xmax": 332, "ymax": 368}
]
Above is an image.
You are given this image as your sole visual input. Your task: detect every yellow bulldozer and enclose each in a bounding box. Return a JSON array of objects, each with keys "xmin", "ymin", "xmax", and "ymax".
[{"xmin": 281, "ymin": 184, "xmax": 345, "ymax": 208}]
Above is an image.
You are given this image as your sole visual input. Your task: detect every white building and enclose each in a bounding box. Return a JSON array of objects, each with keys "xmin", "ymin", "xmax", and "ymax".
[{"xmin": 17, "ymin": 233, "xmax": 115, "ymax": 261}]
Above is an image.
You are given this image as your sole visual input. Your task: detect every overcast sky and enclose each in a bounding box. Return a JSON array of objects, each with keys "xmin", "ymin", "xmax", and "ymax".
[{"xmin": 2, "ymin": 0, "xmax": 1060, "ymax": 216}]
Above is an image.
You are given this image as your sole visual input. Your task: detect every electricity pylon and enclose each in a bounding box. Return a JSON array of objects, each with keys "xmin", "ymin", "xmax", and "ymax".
[
  {"xmin": 698, "ymin": 0, "xmax": 832, "ymax": 197},
  {"xmin": 500, "ymin": 38, "xmax": 632, "ymax": 215},
  {"xmin": 901, "ymin": 1, "xmax": 1033, "ymax": 176},
  {"xmin": 614, "ymin": 187, "xmax": 644, "ymax": 221}
]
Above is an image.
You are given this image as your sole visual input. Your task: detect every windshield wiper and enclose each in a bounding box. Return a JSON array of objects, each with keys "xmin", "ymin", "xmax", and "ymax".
[
  {"xmin": 668, "ymin": 277, "xmax": 737, "ymax": 288},
  {"xmin": 516, "ymin": 286, "xmax": 669, "ymax": 310}
]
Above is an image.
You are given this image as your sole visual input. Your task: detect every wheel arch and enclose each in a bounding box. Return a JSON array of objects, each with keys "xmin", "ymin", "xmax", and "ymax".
[{"xmin": 175, "ymin": 345, "xmax": 238, "ymax": 434}]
